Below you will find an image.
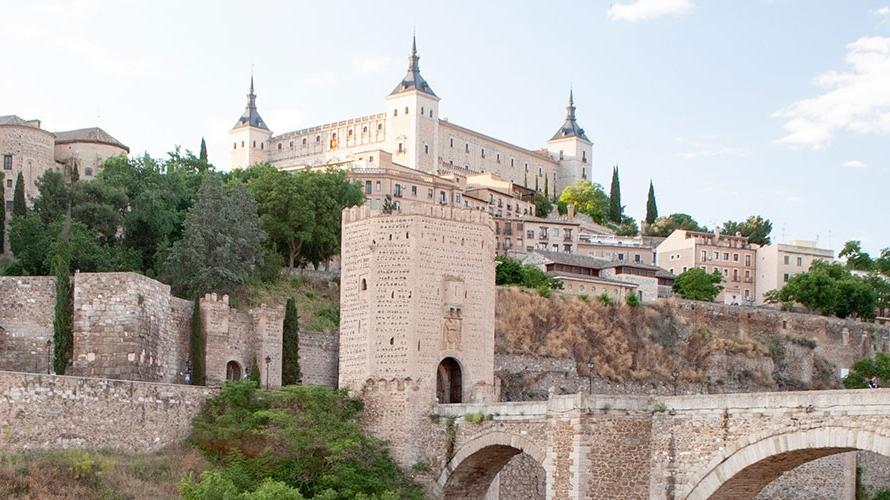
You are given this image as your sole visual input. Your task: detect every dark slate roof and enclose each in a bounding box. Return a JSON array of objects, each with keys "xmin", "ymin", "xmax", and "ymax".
[
  {"xmin": 550, "ymin": 90, "xmax": 590, "ymax": 142},
  {"xmin": 233, "ymin": 76, "xmax": 270, "ymax": 130},
  {"xmin": 389, "ymin": 36, "xmax": 437, "ymax": 97},
  {"xmin": 534, "ymin": 250, "xmax": 674, "ymax": 278},
  {"xmin": 53, "ymin": 127, "xmax": 129, "ymax": 152},
  {"xmin": 545, "ymin": 271, "xmax": 634, "ymax": 287},
  {"xmin": 0, "ymin": 115, "xmax": 31, "ymax": 125}
]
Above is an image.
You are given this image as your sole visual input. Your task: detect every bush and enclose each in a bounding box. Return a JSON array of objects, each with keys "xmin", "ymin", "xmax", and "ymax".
[
  {"xmin": 577, "ymin": 293, "xmax": 589, "ymax": 302},
  {"xmin": 188, "ymin": 381, "xmax": 422, "ymax": 499},
  {"xmin": 495, "ymin": 255, "xmax": 562, "ymax": 293},
  {"xmin": 625, "ymin": 293, "xmax": 641, "ymax": 308},
  {"xmin": 464, "ymin": 412, "xmax": 486, "ymax": 424},
  {"xmin": 673, "ymin": 268, "xmax": 723, "ymax": 302},
  {"xmin": 843, "ymin": 352, "xmax": 890, "ymax": 389},
  {"xmin": 596, "ymin": 293, "xmax": 613, "ymax": 305}
]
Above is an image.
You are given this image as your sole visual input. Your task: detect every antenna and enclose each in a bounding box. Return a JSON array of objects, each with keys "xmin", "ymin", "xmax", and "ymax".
[{"xmin": 781, "ymin": 223, "xmax": 785, "ymax": 243}]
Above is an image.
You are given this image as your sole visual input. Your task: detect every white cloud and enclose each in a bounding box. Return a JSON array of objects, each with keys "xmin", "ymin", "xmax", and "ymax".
[
  {"xmin": 843, "ymin": 160, "xmax": 868, "ymax": 168},
  {"xmin": 875, "ymin": 6, "xmax": 890, "ymax": 23},
  {"xmin": 774, "ymin": 37, "xmax": 890, "ymax": 149},
  {"xmin": 607, "ymin": 0, "xmax": 694, "ymax": 22}
]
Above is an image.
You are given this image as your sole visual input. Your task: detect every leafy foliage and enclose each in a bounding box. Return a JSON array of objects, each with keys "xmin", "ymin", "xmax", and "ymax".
[
  {"xmin": 235, "ymin": 165, "xmax": 363, "ymax": 271},
  {"xmin": 282, "ymin": 297, "xmax": 301, "ymax": 385},
  {"xmin": 644, "ymin": 213, "xmax": 706, "ymax": 237},
  {"xmin": 614, "ymin": 216, "xmax": 639, "ymax": 236},
  {"xmin": 843, "ymin": 352, "xmax": 890, "ymax": 389},
  {"xmin": 163, "ymin": 176, "xmax": 266, "ymax": 298},
  {"xmin": 558, "ymin": 180, "xmax": 610, "ymax": 223},
  {"xmin": 534, "ymin": 195, "xmax": 553, "ymax": 218},
  {"xmin": 721, "ymin": 215, "xmax": 772, "ymax": 246},
  {"xmin": 645, "ymin": 180, "xmax": 658, "ymax": 225},
  {"xmin": 187, "ymin": 381, "xmax": 422, "ymax": 499},
  {"xmin": 625, "ymin": 293, "xmax": 641, "ymax": 308},
  {"xmin": 673, "ymin": 268, "xmax": 723, "ymax": 302},
  {"xmin": 495, "ymin": 255, "xmax": 563, "ymax": 292},
  {"xmin": 765, "ymin": 261, "xmax": 876, "ymax": 319}
]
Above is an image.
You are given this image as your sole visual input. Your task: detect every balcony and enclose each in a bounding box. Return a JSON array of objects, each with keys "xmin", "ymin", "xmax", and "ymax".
[{"xmin": 538, "ymin": 234, "xmax": 548, "ymax": 241}]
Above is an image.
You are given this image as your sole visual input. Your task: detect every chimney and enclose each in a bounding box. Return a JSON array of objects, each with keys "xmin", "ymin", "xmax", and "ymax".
[
  {"xmin": 567, "ymin": 204, "xmax": 575, "ymax": 219},
  {"xmin": 713, "ymin": 226, "xmax": 721, "ymax": 238}
]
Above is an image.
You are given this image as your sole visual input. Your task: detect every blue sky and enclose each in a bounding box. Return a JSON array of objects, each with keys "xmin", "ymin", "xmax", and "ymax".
[{"xmin": 2, "ymin": 0, "xmax": 888, "ymax": 254}]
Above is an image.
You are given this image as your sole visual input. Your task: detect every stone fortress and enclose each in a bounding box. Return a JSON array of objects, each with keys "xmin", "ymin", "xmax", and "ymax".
[
  {"xmin": 229, "ymin": 37, "xmax": 594, "ymax": 197},
  {"xmin": 1, "ymin": 115, "xmax": 128, "ymax": 214}
]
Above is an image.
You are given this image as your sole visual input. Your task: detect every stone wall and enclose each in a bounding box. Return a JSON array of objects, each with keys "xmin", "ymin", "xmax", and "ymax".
[
  {"xmin": 299, "ymin": 330, "xmax": 339, "ymax": 387},
  {"xmin": 671, "ymin": 299, "xmax": 890, "ymax": 373},
  {"xmin": 0, "ymin": 370, "xmax": 214, "ymax": 453},
  {"xmin": 0, "ymin": 277, "xmax": 55, "ymax": 373},
  {"xmin": 859, "ymin": 450, "xmax": 890, "ymax": 498},
  {"xmin": 70, "ymin": 272, "xmax": 191, "ymax": 383},
  {"xmin": 756, "ymin": 453, "xmax": 855, "ymax": 500}
]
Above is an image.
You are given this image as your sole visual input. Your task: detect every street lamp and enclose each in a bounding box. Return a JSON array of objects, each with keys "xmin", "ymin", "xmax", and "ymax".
[{"xmin": 264, "ymin": 355, "xmax": 271, "ymax": 390}]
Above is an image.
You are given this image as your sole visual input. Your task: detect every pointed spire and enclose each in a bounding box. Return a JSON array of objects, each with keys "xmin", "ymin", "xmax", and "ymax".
[
  {"xmin": 550, "ymin": 87, "xmax": 589, "ymax": 142},
  {"xmin": 390, "ymin": 34, "xmax": 436, "ymax": 97},
  {"xmin": 233, "ymin": 73, "xmax": 269, "ymax": 130}
]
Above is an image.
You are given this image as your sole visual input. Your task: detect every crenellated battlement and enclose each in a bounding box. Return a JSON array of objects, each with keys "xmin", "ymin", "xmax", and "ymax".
[{"xmin": 342, "ymin": 202, "xmax": 493, "ymax": 227}]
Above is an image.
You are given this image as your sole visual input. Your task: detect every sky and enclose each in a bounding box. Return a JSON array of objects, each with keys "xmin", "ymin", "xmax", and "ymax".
[{"xmin": 2, "ymin": 0, "xmax": 888, "ymax": 255}]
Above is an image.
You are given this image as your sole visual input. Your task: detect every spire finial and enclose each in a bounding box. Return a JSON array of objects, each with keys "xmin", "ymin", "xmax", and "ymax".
[
  {"xmin": 412, "ymin": 30, "xmax": 417, "ymax": 56},
  {"xmin": 569, "ymin": 87, "xmax": 574, "ymax": 107}
]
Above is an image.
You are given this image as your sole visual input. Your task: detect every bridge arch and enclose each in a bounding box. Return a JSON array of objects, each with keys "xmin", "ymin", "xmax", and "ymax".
[
  {"xmin": 683, "ymin": 426, "xmax": 890, "ymax": 500},
  {"xmin": 436, "ymin": 430, "xmax": 546, "ymax": 499}
]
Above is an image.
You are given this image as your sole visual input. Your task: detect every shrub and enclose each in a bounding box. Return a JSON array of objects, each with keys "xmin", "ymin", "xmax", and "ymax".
[
  {"xmin": 673, "ymin": 268, "xmax": 723, "ymax": 302},
  {"xmin": 844, "ymin": 352, "xmax": 890, "ymax": 389},
  {"xmin": 464, "ymin": 412, "xmax": 486, "ymax": 424},
  {"xmin": 596, "ymin": 293, "xmax": 613, "ymax": 305},
  {"xmin": 188, "ymin": 381, "xmax": 422, "ymax": 499},
  {"xmin": 578, "ymin": 293, "xmax": 589, "ymax": 302},
  {"xmin": 625, "ymin": 293, "xmax": 641, "ymax": 308},
  {"xmin": 653, "ymin": 402, "xmax": 668, "ymax": 413},
  {"xmin": 410, "ymin": 461, "xmax": 430, "ymax": 473}
]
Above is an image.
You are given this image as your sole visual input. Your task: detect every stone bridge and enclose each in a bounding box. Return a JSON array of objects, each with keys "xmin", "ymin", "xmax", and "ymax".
[{"xmin": 429, "ymin": 389, "xmax": 890, "ymax": 499}]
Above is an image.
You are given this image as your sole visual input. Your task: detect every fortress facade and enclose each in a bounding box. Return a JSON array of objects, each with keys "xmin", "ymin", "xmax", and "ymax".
[{"xmin": 228, "ymin": 38, "xmax": 594, "ymax": 196}]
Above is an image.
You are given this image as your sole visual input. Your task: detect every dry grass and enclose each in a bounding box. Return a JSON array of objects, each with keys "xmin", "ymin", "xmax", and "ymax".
[
  {"xmin": 495, "ymin": 286, "xmax": 770, "ymax": 384},
  {"xmin": 239, "ymin": 274, "xmax": 341, "ymax": 332},
  {"xmin": 0, "ymin": 442, "xmax": 206, "ymax": 500}
]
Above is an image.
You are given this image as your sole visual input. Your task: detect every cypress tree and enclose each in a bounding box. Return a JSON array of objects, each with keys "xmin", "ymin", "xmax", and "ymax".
[
  {"xmin": 523, "ymin": 172, "xmax": 528, "ymax": 188},
  {"xmin": 70, "ymin": 162, "xmax": 79, "ymax": 183},
  {"xmin": 282, "ymin": 297, "xmax": 301, "ymax": 385},
  {"xmin": 609, "ymin": 166, "xmax": 622, "ymax": 224},
  {"xmin": 535, "ymin": 176, "xmax": 539, "ymax": 192},
  {"xmin": 544, "ymin": 176, "xmax": 549, "ymax": 198},
  {"xmin": 189, "ymin": 298, "xmax": 205, "ymax": 385},
  {"xmin": 249, "ymin": 356, "xmax": 261, "ymax": 386},
  {"xmin": 52, "ymin": 222, "xmax": 72, "ymax": 374},
  {"xmin": 0, "ymin": 172, "xmax": 5, "ymax": 254},
  {"xmin": 646, "ymin": 180, "xmax": 658, "ymax": 225},
  {"xmin": 199, "ymin": 137, "xmax": 208, "ymax": 163},
  {"xmin": 13, "ymin": 172, "xmax": 26, "ymax": 217}
]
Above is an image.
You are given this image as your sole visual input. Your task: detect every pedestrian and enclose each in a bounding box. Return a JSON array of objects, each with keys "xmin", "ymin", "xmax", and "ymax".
[
  {"xmin": 867, "ymin": 376, "xmax": 879, "ymax": 389},
  {"xmin": 184, "ymin": 369, "xmax": 192, "ymax": 385}
]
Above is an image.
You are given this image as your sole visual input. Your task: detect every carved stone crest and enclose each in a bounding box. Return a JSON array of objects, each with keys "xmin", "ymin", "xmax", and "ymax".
[{"xmin": 441, "ymin": 307, "xmax": 463, "ymax": 350}]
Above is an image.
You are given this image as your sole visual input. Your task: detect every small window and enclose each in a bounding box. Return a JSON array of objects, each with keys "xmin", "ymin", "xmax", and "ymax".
[
  {"xmin": 524, "ymin": 162, "xmax": 529, "ymax": 172},
  {"xmin": 365, "ymin": 181, "xmax": 372, "ymax": 194},
  {"xmin": 277, "ymin": 143, "xmax": 282, "ymax": 150},
  {"xmin": 421, "ymin": 106, "xmax": 424, "ymax": 115},
  {"xmin": 394, "ymin": 109, "xmax": 398, "ymax": 116},
  {"xmin": 398, "ymin": 143, "xmax": 404, "ymax": 153},
  {"xmin": 5, "ymin": 179, "xmax": 10, "ymax": 188},
  {"xmin": 289, "ymin": 141, "xmax": 294, "ymax": 149},
  {"xmin": 241, "ymin": 141, "xmax": 245, "ymax": 147},
  {"xmin": 538, "ymin": 167, "xmax": 543, "ymax": 176},
  {"xmin": 378, "ymin": 123, "xmax": 383, "ymax": 130},
  {"xmin": 376, "ymin": 180, "xmax": 381, "ymax": 191},
  {"xmin": 797, "ymin": 256, "xmax": 803, "ymax": 266},
  {"xmin": 361, "ymin": 278, "xmax": 367, "ymax": 290},
  {"xmin": 260, "ymin": 142, "xmax": 264, "ymax": 150},
  {"xmin": 449, "ymin": 137, "xmax": 454, "ymax": 148},
  {"xmin": 348, "ymin": 129, "xmax": 353, "ymax": 137},
  {"xmin": 582, "ymin": 151, "xmax": 587, "ymax": 163},
  {"xmin": 252, "ymin": 140, "xmax": 256, "ymax": 148},
  {"xmin": 429, "ymin": 109, "xmax": 433, "ymax": 118},
  {"xmin": 302, "ymin": 137, "xmax": 307, "ymax": 145},
  {"xmin": 316, "ymin": 135, "xmax": 321, "ymax": 143},
  {"xmin": 511, "ymin": 158, "xmax": 515, "ymax": 167},
  {"xmin": 233, "ymin": 142, "xmax": 237, "ymax": 150},
  {"xmin": 783, "ymin": 273, "xmax": 790, "ymax": 282},
  {"xmin": 496, "ymin": 153, "xmax": 501, "ymax": 163},
  {"xmin": 559, "ymin": 150, "xmax": 564, "ymax": 160},
  {"xmin": 84, "ymin": 167, "xmax": 93, "ymax": 176},
  {"xmin": 465, "ymin": 143, "xmax": 469, "ymax": 153},
  {"xmin": 404, "ymin": 106, "xmax": 409, "ymax": 114},
  {"xmin": 481, "ymin": 147, "xmax": 485, "ymax": 158},
  {"xmin": 424, "ymin": 144, "xmax": 429, "ymax": 154}
]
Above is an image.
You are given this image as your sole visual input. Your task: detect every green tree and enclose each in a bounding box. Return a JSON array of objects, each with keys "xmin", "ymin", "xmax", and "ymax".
[
  {"xmin": 8, "ymin": 213, "xmax": 52, "ymax": 275},
  {"xmin": 543, "ymin": 175, "xmax": 549, "ymax": 198},
  {"xmin": 673, "ymin": 268, "xmax": 723, "ymax": 302},
  {"xmin": 52, "ymin": 222, "xmax": 73, "ymax": 374},
  {"xmin": 558, "ymin": 180, "xmax": 610, "ymax": 223},
  {"xmin": 199, "ymin": 137, "xmax": 208, "ymax": 163},
  {"xmin": 534, "ymin": 195, "xmax": 553, "ymax": 218},
  {"xmin": 70, "ymin": 162, "xmax": 80, "ymax": 183},
  {"xmin": 282, "ymin": 297, "xmax": 301, "ymax": 385},
  {"xmin": 615, "ymin": 216, "xmax": 639, "ymax": 236},
  {"xmin": 876, "ymin": 248, "xmax": 890, "ymax": 275},
  {"xmin": 495, "ymin": 255, "xmax": 563, "ymax": 292},
  {"xmin": 163, "ymin": 176, "xmax": 266, "ymax": 298},
  {"xmin": 839, "ymin": 240, "xmax": 874, "ymax": 271},
  {"xmin": 189, "ymin": 298, "xmax": 205, "ymax": 385},
  {"xmin": 645, "ymin": 213, "xmax": 706, "ymax": 237},
  {"xmin": 645, "ymin": 180, "xmax": 658, "ymax": 225},
  {"xmin": 608, "ymin": 166, "xmax": 622, "ymax": 224},
  {"xmin": 767, "ymin": 261, "xmax": 876, "ymax": 319},
  {"xmin": 33, "ymin": 170, "xmax": 70, "ymax": 223},
  {"xmin": 865, "ymin": 273, "xmax": 890, "ymax": 317},
  {"xmin": 843, "ymin": 352, "xmax": 890, "ymax": 389},
  {"xmin": 12, "ymin": 171, "xmax": 27, "ymax": 217},
  {"xmin": 721, "ymin": 215, "xmax": 772, "ymax": 246}
]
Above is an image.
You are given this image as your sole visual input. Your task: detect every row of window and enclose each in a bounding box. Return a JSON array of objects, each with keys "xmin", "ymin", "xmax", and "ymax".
[
  {"xmin": 446, "ymin": 138, "xmax": 549, "ymax": 175},
  {"xmin": 697, "ymin": 250, "xmax": 753, "ymax": 267},
  {"xmin": 393, "ymin": 106, "xmax": 434, "ymax": 118},
  {"xmin": 783, "ymin": 255, "xmax": 805, "ymax": 266},
  {"xmin": 557, "ymin": 150, "xmax": 588, "ymax": 163}
]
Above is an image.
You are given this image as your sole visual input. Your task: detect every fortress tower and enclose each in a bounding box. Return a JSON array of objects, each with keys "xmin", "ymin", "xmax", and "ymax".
[
  {"xmin": 338, "ymin": 204, "xmax": 497, "ymax": 464},
  {"xmin": 547, "ymin": 90, "xmax": 594, "ymax": 193},
  {"xmin": 229, "ymin": 76, "xmax": 272, "ymax": 169},
  {"xmin": 384, "ymin": 36, "xmax": 440, "ymax": 173}
]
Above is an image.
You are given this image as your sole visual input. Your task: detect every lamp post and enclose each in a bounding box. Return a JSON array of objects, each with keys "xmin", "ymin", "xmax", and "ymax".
[{"xmin": 264, "ymin": 355, "xmax": 271, "ymax": 390}]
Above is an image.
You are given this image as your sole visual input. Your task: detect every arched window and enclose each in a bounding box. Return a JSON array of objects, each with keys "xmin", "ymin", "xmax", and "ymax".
[
  {"xmin": 85, "ymin": 167, "xmax": 93, "ymax": 176},
  {"xmin": 394, "ymin": 109, "xmax": 398, "ymax": 116},
  {"xmin": 315, "ymin": 135, "xmax": 321, "ymax": 143},
  {"xmin": 360, "ymin": 278, "xmax": 367, "ymax": 291},
  {"xmin": 233, "ymin": 142, "xmax": 237, "ymax": 149},
  {"xmin": 277, "ymin": 143, "xmax": 282, "ymax": 150},
  {"xmin": 404, "ymin": 106, "xmax": 409, "ymax": 114},
  {"xmin": 436, "ymin": 358, "xmax": 462, "ymax": 404},
  {"xmin": 302, "ymin": 138, "xmax": 307, "ymax": 145},
  {"xmin": 252, "ymin": 140, "xmax": 256, "ymax": 148}
]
